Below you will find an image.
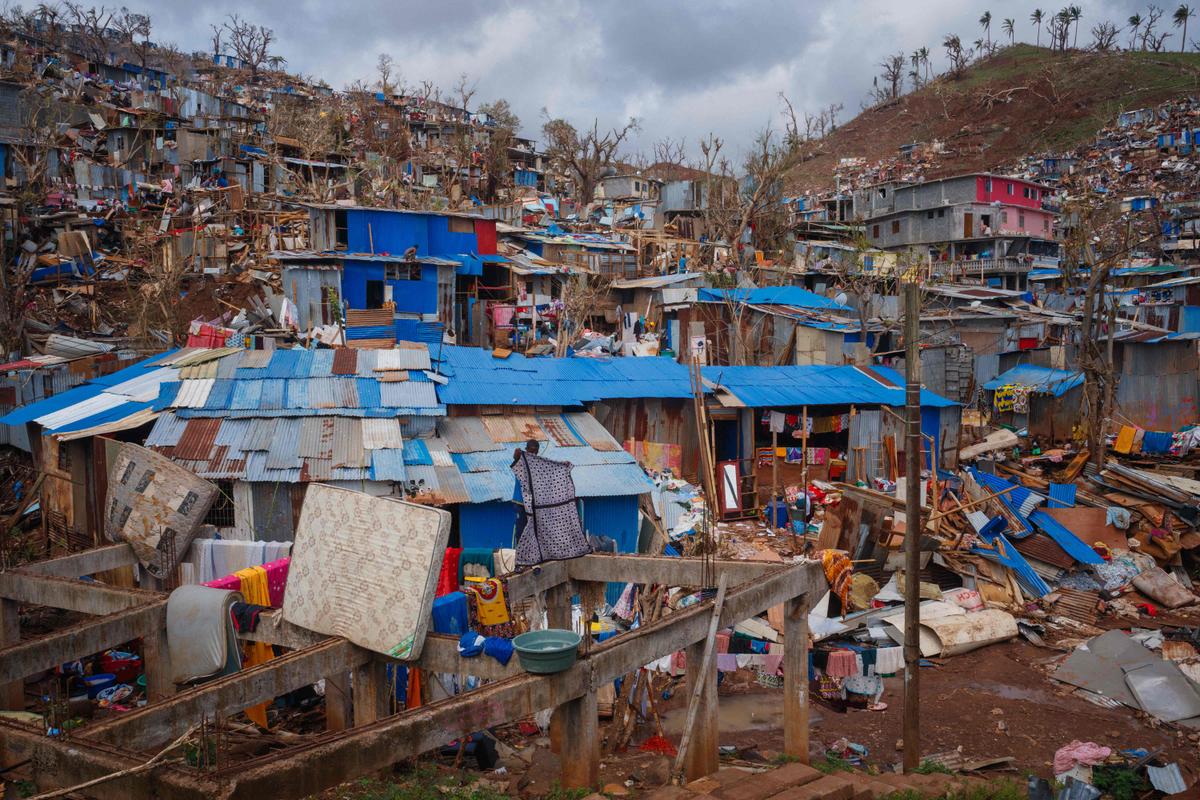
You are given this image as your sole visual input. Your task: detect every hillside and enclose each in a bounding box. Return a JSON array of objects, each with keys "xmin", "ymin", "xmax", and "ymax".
[{"xmin": 785, "ymin": 44, "xmax": 1200, "ymax": 193}]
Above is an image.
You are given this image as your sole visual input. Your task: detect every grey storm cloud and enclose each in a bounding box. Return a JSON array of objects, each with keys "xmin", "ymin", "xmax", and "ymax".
[{"xmin": 130, "ymin": 0, "xmax": 1159, "ymax": 161}]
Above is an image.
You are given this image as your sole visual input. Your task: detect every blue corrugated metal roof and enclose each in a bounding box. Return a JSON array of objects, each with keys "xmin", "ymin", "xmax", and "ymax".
[
  {"xmin": 370, "ymin": 448, "xmax": 407, "ymax": 481},
  {"xmin": 969, "ymin": 468, "xmax": 1044, "ymax": 538},
  {"xmin": 982, "ymin": 364, "xmax": 1084, "ymax": 397},
  {"xmin": 1028, "ymin": 510, "xmax": 1105, "ymax": 564},
  {"xmin": 702, "ymin": 364, "xmax": 958, "ymax": 409},
  {"xmin": 1047, "ymin": 483, "xmax": 1076, "ymax": 508},
  {"xmin": 697, "ymin": 286, "xmax": 851, "ymax": 311},
  {"xmin": 971, "ymin": 531, "xmax": 1052, "ymax": 597}
]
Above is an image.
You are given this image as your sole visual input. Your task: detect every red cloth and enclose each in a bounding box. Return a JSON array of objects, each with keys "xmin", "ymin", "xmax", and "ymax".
[
  {"xmin": 204, "ymin": 573, "xmax": 241, "ymax": 592},
  {"xmin": 262, "ymin": 557, "xmax": 290, "ymax": 608},
  {"xmin": 436, "ymin": 548, "xmax": 462, "ymax": 597}
]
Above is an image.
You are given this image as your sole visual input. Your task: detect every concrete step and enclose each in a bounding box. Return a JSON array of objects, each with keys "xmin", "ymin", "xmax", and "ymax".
[{"xmin": 768, "ymin": 773, "xmax": 857, "ymax": 800}]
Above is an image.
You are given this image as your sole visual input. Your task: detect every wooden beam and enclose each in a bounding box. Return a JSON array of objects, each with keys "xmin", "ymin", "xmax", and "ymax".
[
  {"xmin": 353, "ymin": 659, "xmax": 391, "ymax": 726},
  {"xmin": 566, "ymin": 553, "xmax": 783, "ymax": 588},
  {"xmin": 84, "ymin": 639, "xmax": 368, "ymax": 751},
  {"xmin": 19, "ymin": 544, "xmax": 138, "ymax": 578},
  {"xmin": 0, "ymin": 602, "xmax": 167, "ymax": 685},
  {"xmin": 0, "ymin": 571, "xmax": 160, "ymax": 615},
  {"xmin": 783, "ymin": 596, "xmax": 810, "ymax": 763}
]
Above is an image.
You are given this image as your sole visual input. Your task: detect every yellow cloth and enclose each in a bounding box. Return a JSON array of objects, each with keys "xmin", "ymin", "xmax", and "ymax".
[
  {"xmin": 469, "ymin": 578, "xmax": 510, "ymax": 625},
  {"xmin": 235, "ymin": 566, "xmax": 274, "ymax": 728},
  {"xmin": 1114, "ymin": 425, "xmax": 1136, "ymax": 454}
]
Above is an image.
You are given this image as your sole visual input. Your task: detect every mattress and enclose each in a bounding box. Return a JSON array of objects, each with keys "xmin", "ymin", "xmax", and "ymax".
[{"xmin": 283, "ymin": 484, "xmax": 451, "ymax": 659}]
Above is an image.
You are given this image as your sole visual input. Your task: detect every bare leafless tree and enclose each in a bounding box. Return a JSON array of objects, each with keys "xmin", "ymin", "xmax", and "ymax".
[
  {"xmin": 1141, "ymin": 4, "xmax": 1165, "ymax": 49},
  {"xmin": 220, "ymin": 13, "xmax": 277, "ymax": 78},
  {"xmin": 376, "ymin": 52, "xmax": 397, "ymax": 95},
  {"xmin": 875, "ymin": 52, "xmax": 906, "ymax": 103},
  {"xmin": 63, "ymin": 2, "xmax": 116, "ymax": 64},
  {"xmin": 1090, "ymin": 20, "xmax": 1122, "ymax": 51},
  {"xmin": 540, "ymin": 113, "xmax": 640, "ymax": 204},
  {"xmin": 942, "ymin": 34, "xmax": 973, "ymax": 79}
]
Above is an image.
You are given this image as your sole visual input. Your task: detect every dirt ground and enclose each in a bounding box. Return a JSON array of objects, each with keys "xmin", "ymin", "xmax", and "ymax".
[{"xmin": 650, "ymin": 640, "xmax": 1197, "ymax": 778}]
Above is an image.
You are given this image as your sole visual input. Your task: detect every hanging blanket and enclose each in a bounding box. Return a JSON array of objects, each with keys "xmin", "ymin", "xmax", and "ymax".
[{"xmin": 511, "ymin": 451, "xmax": 591, "ymax": 566}]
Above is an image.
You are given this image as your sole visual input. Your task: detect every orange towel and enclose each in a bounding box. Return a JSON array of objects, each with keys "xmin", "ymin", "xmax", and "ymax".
[{"xmin": 235, "ymin": 566, "xmax": 274, "ymax": 728}]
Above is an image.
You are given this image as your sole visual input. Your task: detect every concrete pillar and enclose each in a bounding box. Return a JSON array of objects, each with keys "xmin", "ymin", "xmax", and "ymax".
[
  {"xmin": 783, "ymin": 595, "xmax": 811, "ymax": 763},
  {"xmin": 1, "ymin": 599, "xmax": 22, "ymax": 709},
  {"xmin": 557, "ymin": 689, "xmax": 599, "ymax": 790},
  {"xmin": 141, "ymin": 626, "xmax": 175, "ymax": 702},
  {"xmin": 325, "ymin": 671, "xmax": 352, "ymax": 731},
  {"xmin": 682, "ymin": 639, "xmax": 718, "ymax": 780}
]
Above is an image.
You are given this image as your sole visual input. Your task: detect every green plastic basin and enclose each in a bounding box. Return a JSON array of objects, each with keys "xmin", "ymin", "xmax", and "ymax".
[{"xmin": 512, "ymin": 629, "xmax": 582, "ymax": 674}]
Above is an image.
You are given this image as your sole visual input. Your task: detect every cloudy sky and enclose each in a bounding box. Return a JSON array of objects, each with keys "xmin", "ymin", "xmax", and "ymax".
[{"xmin": 140, "ymin": 0, "xmax": 1160, "ymax": 160}]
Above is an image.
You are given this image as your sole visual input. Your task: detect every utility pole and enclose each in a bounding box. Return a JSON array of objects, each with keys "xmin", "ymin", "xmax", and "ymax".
[{"xmin": 902, "ymin": 279, "xmax": 922, "ymax": 772}]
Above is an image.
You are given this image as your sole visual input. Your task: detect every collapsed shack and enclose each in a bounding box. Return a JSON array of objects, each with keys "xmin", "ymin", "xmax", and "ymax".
[{"xmin": 0, "ymin": 544, "xmax": 823, "ymax": 798}]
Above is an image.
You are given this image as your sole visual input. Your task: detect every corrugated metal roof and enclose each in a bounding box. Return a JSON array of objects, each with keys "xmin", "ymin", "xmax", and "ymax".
[
  {"xmin": 538, "ymin": 414, "xmax": 583, "ymax": 446},
  {"xmin": 426, "ymin": 438, "xmax": 455, "ymax": 467},
  {"xmin": 432, "ymin": 465, "xmax": 470, "ymax": 503},
  {"xmin": 299, "ymin": 417, "xmax": 334, "ymax": 458},
  {"xmin": 144, "ymin": 413, "xmax": 188, "ymax": 447},
  {"xmin": 1028, "ymin": 510, "xmax": 1106, "ymax": 564},
  {"xmin": 244, "ymin": 451, "xmax": 302, "ymax": 482},
  {"xmin": 380, "ymin": 381, "xmax": 438, "ymax": 408},
  {"xmin": 562, "ymin": 412, "xmax": 622, "ymax": 452},
  {"xmin": 1012, "ymin": 532, "xmax": 1075, "ymax": 570},
  {"xmin": 240, "ymin": 350, "xmax": 271, "ymax": 369},
  {"xmin": 981, "ymin": 364, "xmax": 1084, "ymax": 397},
  {"xmin": 703, "ymin": 364, "xmax": 958, "ymax": 409},
  {"xmin": 403, "ymin": 438, "xmax": 432, "ymax": 465},
  {"xmin": 266, "ymin": 418, "xmax": 302, "ymax": 468},
  {"xmin": 331, "ymin": 417, "xmax": 366, "ymax": 467},
  {"xmin": 362, "ymin": 418, "xmax": 404, "ymax": 450},
  {"xmin": 260, "ymin": 379, "xmax": 286, "ymax": 410},
  {"xmin": 482, "ymin": 414, "xmax": 547, "ymax": 443},
  {"xmin": 437, "ymin": 416, "xmax": 501, "ymax": 452},
  {"xmin": 354, "ymin": 349, "xmax": 378, "ymax": 376},
  {"xmin": 369, "ymin": 448, "xmax": 407, "ymax": 481},
  {"xmin": 1047, "ymin": 483, "xmax": 1076, "ymax": 508},
  {"xmin": 174, "ymin": 377, "xmax": 214, "ymax": 408},
  {"xmin": 376, "ymin": 346, "xmax": 431, "ymax": 371},
  {"xmin": 242, "ymin": 418, "xmax": 277, "ymax": 451},
  {"xmin": 175, "ymin": 418, "xmax": 222, "ymax": 460},
  {"xmin": 331, "ymin": 348, "xmax": 358, "ymax": 375},
  {"xmin": 461, "ymin": 469, "xmax": 513, "ymax": 503},
  {"xmin": 108, "ymin": 368, "xmax": 178, "ymax": 401},
  {"xmin": 230, "ymin": 380, "xmax": 263, "ymax": 409},
  {"xmin": 213, "ymin": 418, "xmax": 253, "ymax": 453},
  {"xmin": 569, "ymin": 463, "xmax": 654, "ymax": 497}
]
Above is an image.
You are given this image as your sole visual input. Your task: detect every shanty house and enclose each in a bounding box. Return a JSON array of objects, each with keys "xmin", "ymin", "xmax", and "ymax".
[{"xmin": 981, "ymin": 364, "xmax": 1083, "ymax": 441}]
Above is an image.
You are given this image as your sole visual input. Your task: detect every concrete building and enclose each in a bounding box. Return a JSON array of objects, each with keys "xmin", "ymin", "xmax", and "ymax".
[{"xmin": 853, "ymin": 174, "xmax": 1060, "ymax": 288}]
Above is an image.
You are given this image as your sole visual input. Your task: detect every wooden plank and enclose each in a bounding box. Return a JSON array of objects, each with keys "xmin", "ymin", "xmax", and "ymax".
[
  {"xmin": 353, "ymin": 659, "xmax": 391, "ymax": 726},
  {"xmin": 0, "ymin": 602, "xmax": 167, "ymax": 684},
  {"xmin": 0, "ymin": 571, "xmax": 160, "ymax": 615},
  {"xmin": 567, "ymin": 553, "xmax": 783, "ymax": 588},
  {"xmin": 84, "ymin": 639, "xmax": 368, "ymax": 751},
  {"xmin": 505, "ymin": 560, "xmax": 569, "ymax": 604},
  {"xmin": 783, "ymin": 596, "xmax": 810, "ymax": 763},
  {"xmin": 325, "ymin": 672, "xmax": 352, "ymax": 732},
  {"xmin": 141, "ymin": 624, "xmax": 174, "ymax": 702},
  {"xmin": 20, "ymin": 544, "xmax": 138, "ymax": 578}
]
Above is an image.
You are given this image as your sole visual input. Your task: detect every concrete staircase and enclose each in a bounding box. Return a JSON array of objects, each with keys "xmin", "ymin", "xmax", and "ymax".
[{"xmin": 643, "ymin": 763, "xmax": 1010, "ymax": 800}]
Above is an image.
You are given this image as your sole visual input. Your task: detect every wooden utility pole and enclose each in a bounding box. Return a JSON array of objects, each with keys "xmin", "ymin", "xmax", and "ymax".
[{"xmin": 902, "ymin": 280, "xmax": 922, "ymax": 772}]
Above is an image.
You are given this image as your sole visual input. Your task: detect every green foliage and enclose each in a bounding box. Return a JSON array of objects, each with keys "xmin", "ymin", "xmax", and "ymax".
[
  {"xmin": 544, "ymin": 784, "xmax": 591, "ymax": 800},
  {"xmin": 881, "ymin": 779, "xmax": 1025, "ymax": 800},
  {"xmin": 326, "ymin": 766, "xmax": 510, "ymax": 800},
  {"xmin": 913, "ymin": 760, "xmax": 953, "ymax": 775},
  {"xmin": 1092, "ymin": 765, "xmax": 1149, "ymax": 800},
  {"xmin": 770, "ymin": 753, "xmax": 801, "ymax": 765},
  {"xmin": 814, "ymin": 754, "xmax": 856, "ymax": 774}
]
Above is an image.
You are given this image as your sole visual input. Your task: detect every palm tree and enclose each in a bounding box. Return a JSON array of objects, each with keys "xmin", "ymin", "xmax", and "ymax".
[
  {"xmin": 1070, "ymin": 5, "xmax": 1083, "ymax": 48},
  {"xmin": 910, "ymin": 49, "xmax": 922, "ymax": 86},
  {"xmin": 918, "ymin": 46, "xmax": 931, "ymax": 81},
  {"xmin": 980, "ymin": 10, "xmax": 993, "ymax": 47},
  {"xmin": 1002, "ymin": 17, "xmax": 1015, "ymax": 44},
  {"xmin": 1174, "ymin": 4, "xmax": 1195, "ymax": 51},
  {"xmin": 1032, "ymin": 8, "xmax": 1045, "ymax": 46},
  {"xmin": 1128, "ymin": 13, "xmax": 1143, "ymax": 48}
]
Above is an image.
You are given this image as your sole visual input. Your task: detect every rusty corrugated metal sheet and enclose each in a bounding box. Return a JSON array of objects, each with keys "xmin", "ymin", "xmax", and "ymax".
[
  {"xmin": 362, "ymin": 418, "xmax": 404, "ymax": 450},
  {"xmin": 562, "ymin": 412, "xmax": 621, "ymax": 452},
  {"xmin": 331, "ymin": 348, "xmax": 358, "ymax": 375},
  {"xmin": 538, "ymin": 415, "xmax": 583, "ymax": 446},
  {"xmin": 1052, "ymin": 588, "xmax": 1099, "ymax": 625},
  {"xmin": 431, "ymin": 465, "xmax": 470, "ymax": 504},
  {"xmin": 482, "ymin": 414, "xmax": 546, "ymax": 443},
  {"xmin": 298, "ymin": 417, "xmax": 334, "ymax": 459},
  {"xmin": 331, "ymin": 417, "xmax": 366, "ymax": 467},
  {"xmin": 174, "ymin": 417, "xmax": 222, "ymax": 460},
  {"xmin": 1013, "ymin": 532, "xmax": 1075, "ymax": 570},
  {"xmin": 242, "ymin": 418, "xmax": 277, "ymax": 451},
  {"xmin": 437, "ymin": 416, "xmax": 501, "ymax": 452}
]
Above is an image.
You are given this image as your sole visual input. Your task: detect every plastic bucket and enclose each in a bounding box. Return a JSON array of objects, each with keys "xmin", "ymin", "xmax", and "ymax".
[{"xmin": 512, "ymin": 629, "xmax": 582, "ymax": 674}]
